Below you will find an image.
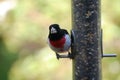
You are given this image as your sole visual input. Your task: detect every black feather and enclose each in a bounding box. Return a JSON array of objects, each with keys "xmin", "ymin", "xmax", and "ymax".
[
  {"xmin": 48, "ymin": 24, "xmax": 69, "ymax": 41},
  {"xmin": 61, "ymin": 29, "xmax": 69, "ymax": 34}
]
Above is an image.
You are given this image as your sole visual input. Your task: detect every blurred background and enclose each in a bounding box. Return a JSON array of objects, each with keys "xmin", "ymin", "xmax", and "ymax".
[{"xmin": 0, "ymin": 0, "xmax": 120, "ymax": 80}]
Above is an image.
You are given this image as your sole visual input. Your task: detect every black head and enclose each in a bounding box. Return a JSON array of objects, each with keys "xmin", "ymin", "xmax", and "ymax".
[
  {"xmin": 48, "ymin": 24, "xmax": 64, "ymax": 41},
  {"xmin": 49, "ymin": 24, "xmax": 61, "ymax": 34}
]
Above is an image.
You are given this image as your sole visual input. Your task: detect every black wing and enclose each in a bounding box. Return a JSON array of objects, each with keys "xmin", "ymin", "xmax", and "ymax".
[{"xmin": 61, "ymin": 29, "xmax": 69, "ymax": 35}]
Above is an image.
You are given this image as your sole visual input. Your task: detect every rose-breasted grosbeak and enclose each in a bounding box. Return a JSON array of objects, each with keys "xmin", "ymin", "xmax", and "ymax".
[{"xmin": 48, "ymin": 24, "xmax": 72, "ymax": 59}]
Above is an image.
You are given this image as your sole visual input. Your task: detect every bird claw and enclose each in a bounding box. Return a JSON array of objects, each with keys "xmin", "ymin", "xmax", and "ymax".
[
  {"xmin": 55, "ymin": 52, "xmax": 73, "ymax": 60},
  {"xmin": 68, "ymin": 52, "xmax": 74, "ymax": 59},
  {"xmin": 56, "ymin": 53, "xmax": 60, "ymax": 60}
]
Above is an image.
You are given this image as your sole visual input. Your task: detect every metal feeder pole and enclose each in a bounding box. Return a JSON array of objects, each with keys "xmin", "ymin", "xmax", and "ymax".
[{"xmin": 71, "ymin": 0, "xmax": 101, "ymax": 80}]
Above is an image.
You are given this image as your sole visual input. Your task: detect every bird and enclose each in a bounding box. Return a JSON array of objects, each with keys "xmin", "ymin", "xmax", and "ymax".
[{"xmin": 48, "ymin": 24, "xmax": 72, "ymax": 59}]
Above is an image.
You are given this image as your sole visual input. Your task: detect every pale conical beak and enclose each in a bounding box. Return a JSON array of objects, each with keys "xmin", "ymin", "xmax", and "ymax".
[{"xmin": 51, "ymin": 27, "xmax": 57, "ymax": 34}]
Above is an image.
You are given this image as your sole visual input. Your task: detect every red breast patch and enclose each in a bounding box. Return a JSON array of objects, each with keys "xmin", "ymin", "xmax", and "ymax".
[{"xmin": 50, "ymin": 37, "xmax": 66, "ymax": 48}]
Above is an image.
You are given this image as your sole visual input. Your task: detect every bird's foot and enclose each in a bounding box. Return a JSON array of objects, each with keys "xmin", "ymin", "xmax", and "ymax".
[
  {"xmin": 55, "ymin": 52, "xmax": 73, "ymax": 60},
  {"xmin": 56, "ymin": 53, "xmax": 60, "ymax": 60},
  {"xmin": 68, "ymin": 52, "xmax": 74, "ymax": 59}
]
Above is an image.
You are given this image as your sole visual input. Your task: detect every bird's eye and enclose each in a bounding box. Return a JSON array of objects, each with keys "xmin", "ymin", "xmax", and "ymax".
[{"xmin": 51, "ymin": 27, "xmax": 57, "ymax": 34}]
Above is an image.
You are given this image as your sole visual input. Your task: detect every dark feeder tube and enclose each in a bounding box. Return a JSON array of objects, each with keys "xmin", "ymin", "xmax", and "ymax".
[{"xmin": 71, "ymin": 0, "xmax": 101, "ymax": 80}]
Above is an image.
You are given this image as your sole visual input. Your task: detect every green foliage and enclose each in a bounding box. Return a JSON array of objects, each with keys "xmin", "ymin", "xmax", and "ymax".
[{"xmin": 0, "ymin": 36, "xmax": 17, "ymax": 80}]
